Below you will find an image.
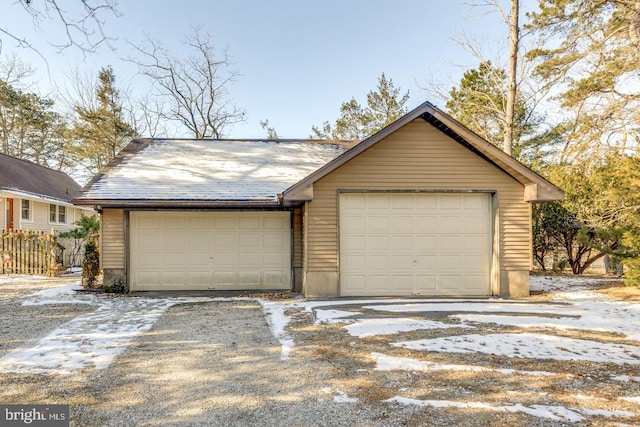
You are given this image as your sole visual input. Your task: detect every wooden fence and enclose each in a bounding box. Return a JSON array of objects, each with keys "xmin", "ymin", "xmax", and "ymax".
[{"xmin": 1, "ymin": 229, "xmax": 58, "ymax": 276}]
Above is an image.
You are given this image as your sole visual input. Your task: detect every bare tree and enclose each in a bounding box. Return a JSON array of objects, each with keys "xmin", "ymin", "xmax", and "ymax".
[
  {"xmin": 0, "ymin": 1, "xmax": 120, "ymax": 56},
  {"xmin": 130, "ymin": 28, "xmax": 245, "ymax": 139}
]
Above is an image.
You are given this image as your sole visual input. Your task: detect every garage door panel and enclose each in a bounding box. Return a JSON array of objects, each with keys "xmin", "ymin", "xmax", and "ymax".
[
  {"xmin": 187, "ymin": 271, "xmax": 210, "ymax": 285},
  {"xmin": 162, "ymin": 217, "xmax": 184, "ymax": 229},
  {"xmin": 239, "ymin": 234, "xmax": 261, "ymax": 247},
  {"xmin": 439, "ymin": 217, "xmax": 462, "ymax": 233},
  {"xmin": 390, "ymin": 216, "xmax": 413, "ymax": 233},
  {"xmin": 188, "ymin": 252, "xmax": 210, "ymax": 267},
  {"xmin": 343, "ymin": 216, "xmax": 366, "ymax": 232},
  {"xmin": 390, "ymin": 254, "xmax": 413, "ymax": 269},
  {"xmin": 464, "ymin": 216, "xmax": 491, "ymax": 233},
  {"xmin": 440, "ymin": 235, "xmax": 463, "ymax": 250},
  {"xmin": 368, "ymin": 217, "xmax": 389, "ymax": 233},
  {"xmin": 414, "ymin": 217, "xmax": 437, "ymax": 233},
  {"xmin": 416, "ymin": 275, "xmax": 437, "ymax": 291},
  {"xmin": 212, "ymin": 271, "xmax": 235, "ymax": 284},
  {"xmin": 130, "ymin": 211, "xmax": 290, "ymax": 291},
  {"xmin": 162, "ymin": 252, "xmax": 186, "ymax": 265},
  {"xmin": 440, "ymin": 196, "xmax": 462, "ymax": 209},
  {"xmin": 213, "ymin": 217, "xmax": 235, "ymax": 230},
  {"xmin": 239, "ymin": 217, "xmax": 260, "ymax": 230},
  {"xmin": 214, "ymin": 234, "xmax": 236, "ymax": 247},
  {"xmin": 238, "ymin": 252, "xmax": 261, "ymax": 267},
  {"xmin": 161, "ymin": 271, "xmax": 187, "ymax": 286},
  {"xmin": 187, "ymin": 216, "xmax": 210, "ymax": 229},
  {"xmin": 340, "ymin": 193, "xmax": 491, "ymax": 297},
  {"xmin": 367, "ymin": 236, "xmax": 389, "ymax": 250},
  {"xmin": 390, "ymin": 236, "xmax": 413, "ymax": 250}
]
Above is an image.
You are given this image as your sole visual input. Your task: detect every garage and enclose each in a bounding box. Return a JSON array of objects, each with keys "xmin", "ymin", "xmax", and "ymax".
[
  {"xmin": 339, "ymin": 192, "xmax": 492, "ymax": 296},
  {"xmin": 130, "ymin": 211, "xmax": 291, "ymax": 291}
]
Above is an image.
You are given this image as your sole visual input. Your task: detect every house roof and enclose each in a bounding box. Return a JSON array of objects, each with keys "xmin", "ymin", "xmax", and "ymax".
[
  {"xmin": 75, "ymin": 101, "xmax": 563, "ymax": 208},
  {"xmin": 0, "ymin": 153, "xmax": 81, "ymax": 204},
  {"xmin": 282, "ymin": 101, "xmax": 564, "ymax": 203},
  {"xmin": 73, "ymin": 138, "xmax": 352, "ymax": 207}
]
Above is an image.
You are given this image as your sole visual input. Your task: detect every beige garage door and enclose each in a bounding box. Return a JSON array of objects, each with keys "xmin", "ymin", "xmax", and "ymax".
[
  {"xmin": 130, "ymin": 211, "xmax": 291, "ymax": 291},
  {"xmin": 340, "ymin": 193, "xmax": 492, "ymax": 296}
]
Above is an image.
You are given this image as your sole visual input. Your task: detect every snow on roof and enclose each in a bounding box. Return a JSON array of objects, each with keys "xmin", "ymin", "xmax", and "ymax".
[{"xmin": 77, "ymin": 139, "xmax": 350, "ymax": 203}]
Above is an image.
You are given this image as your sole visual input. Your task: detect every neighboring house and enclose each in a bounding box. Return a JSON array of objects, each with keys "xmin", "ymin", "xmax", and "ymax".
[
  {"xmin": 74, "ymin": 101, "xmax": 563, "ymax": 298},
  {"xmin": 0, "ymin": 153, "xmax": 94, "ymax": 266}
]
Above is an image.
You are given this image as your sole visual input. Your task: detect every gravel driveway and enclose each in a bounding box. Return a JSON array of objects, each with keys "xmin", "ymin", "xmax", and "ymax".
[{"xmin": 1, "ymin": 275, "xmax": 640, "ymax": 426}]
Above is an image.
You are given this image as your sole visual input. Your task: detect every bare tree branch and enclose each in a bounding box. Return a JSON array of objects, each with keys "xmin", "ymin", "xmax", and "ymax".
[
  {"xmin": 0, "ymin": 0, "xmax": 120, "ymax": 58},
  {"xmin": 128, "ymin": 27, "xmax": 245, "ymax": 138}
]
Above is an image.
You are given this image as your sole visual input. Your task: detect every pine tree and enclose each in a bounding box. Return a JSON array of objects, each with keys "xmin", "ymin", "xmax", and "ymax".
[
  {"xmin": 311, "ymin": 73, "xmax": 410, "ymax": 141},
  {"xmin": 68, "ymin": 66, "xmax": 135, "ymax": 176}
]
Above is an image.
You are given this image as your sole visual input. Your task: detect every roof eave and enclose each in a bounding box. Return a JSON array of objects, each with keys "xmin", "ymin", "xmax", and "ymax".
[{"xmin": 72, "ymin": 199, "xmax": 284, "ymax": 209}]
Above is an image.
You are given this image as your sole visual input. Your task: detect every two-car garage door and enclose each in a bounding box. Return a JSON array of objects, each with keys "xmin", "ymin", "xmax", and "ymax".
[
  {"xmin": 130, "ymin": 211, "xmax": 291, "ymax": 291},
  {"xmin": 340, "ymin": 193, "xmax": 492, "ymax": 297}
]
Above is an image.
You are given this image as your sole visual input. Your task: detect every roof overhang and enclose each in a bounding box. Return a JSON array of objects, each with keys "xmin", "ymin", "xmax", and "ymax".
[
  {"xmin": 1, "ymin": 188, "xmax": 93, "ymax": 210},
  {"xmin": 282, "ymin": 101, "xmax": 564, "ymax": 203},
  {"xmin": 72, "ymin": 199, "xmax": 285, "ymax": 210}
]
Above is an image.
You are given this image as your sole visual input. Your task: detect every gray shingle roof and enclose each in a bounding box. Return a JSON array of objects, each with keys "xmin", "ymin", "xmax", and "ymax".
[
  {"xmin": 75, "ymin": 138, "xmax": 351, "ymax": 205},
  {"xmin": 0, "ymin": 153, "xmax": 81, "ymax": 203}
]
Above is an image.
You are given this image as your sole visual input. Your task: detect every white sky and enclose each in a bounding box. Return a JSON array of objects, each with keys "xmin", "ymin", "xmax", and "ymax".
[{"xmin": 0, "ymin": 0, "xmax": 525, "ymax": 139}]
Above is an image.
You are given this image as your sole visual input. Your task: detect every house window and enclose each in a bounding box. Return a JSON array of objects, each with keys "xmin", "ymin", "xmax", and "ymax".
[
  {"xmin": 49, "ymin": 204, "xmax": 67, "ymax": 224},
  {"xmin": 58, "ymin": 206, "xmax": 66, "ymax": 224},
  {"xmin": 21, "ymin": 200, "xmax": 31, "ymax": 221}
]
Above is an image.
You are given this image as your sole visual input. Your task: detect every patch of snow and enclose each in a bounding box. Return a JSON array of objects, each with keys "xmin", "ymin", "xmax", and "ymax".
[
  {"xmin": 614, "ymin": 375, "xmax": 640, "ymax": 382},
  {"xmin": 345, "ymin": 318, "xmax": 471, "ymax": 338},
  {"xmin": 371, "ymin": 352, "xmax": 559, "ymax": 377},
  {"xmin": 621, "ymin": 396, "xmax": 640, "ymax": 404},
  {"xmin": 0, "ymin": 275, "xmax": 48, "ymax": 285},
  {"xmin": 384, "ymin": 396, "xmax": 635, "ymax": 422},
  {"xmin": 257, "ymin": 299, "xmax": 295, "ymax": 360},
  {"xmin": 0, "ymin": 296, "xmax": 211, "ymax": 375},
  {"xmin": 393, "ymin": 333, "xmax": 640, "ymax": 365},
  {"xmin": 334, "ymin": 391, "xmax": 359, "ymax": 403},
  {"xmin": 314, "ymin": 308, "xmax": 361, "ymax": 324},
  {"xmin": 530, "ymin": 275, "xmax": 621, "ymax": 293},
  {"xmin": 22, "ymin": 281, "xmax": 90, "ymax": 306}
]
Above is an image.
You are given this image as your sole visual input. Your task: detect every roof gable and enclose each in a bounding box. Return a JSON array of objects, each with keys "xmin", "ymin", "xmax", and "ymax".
[
  {"xmin": 282, "ymin": 101, "xmax": 563, "ymax": 203},
  {"xmin": 0, "ymin": 153, "xmax": 80, "ymax": 203},
  {"xmin": 74, "ymin": 138, "xmax": 351, "ymax": 207}
]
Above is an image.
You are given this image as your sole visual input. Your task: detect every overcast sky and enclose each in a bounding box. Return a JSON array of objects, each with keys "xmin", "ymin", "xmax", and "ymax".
[{"xmin": 1, "ymin": 0, "xmax": 521, "ymax": 138}]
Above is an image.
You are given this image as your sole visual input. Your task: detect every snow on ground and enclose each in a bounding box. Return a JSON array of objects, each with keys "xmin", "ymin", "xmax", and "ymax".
[
  {"xmin": 0, "ymin": 281, "xmax": 212, "ymax": 374},
  {"xmin": 21, "ymin": 282, "xmax": 88, "ymax": 305},
  {"xmin": 371, "ymin": 352, "xmax": 560, "ymax": 377},
  {"xmin": 3, "ymin": 274, "xmax": 639, "ymax": 423},
  {"xmin": 393, "ymin": 332, "xmax": 640, "ymax": 365},
  {"xmin": 384, "ymin": 396, "xmax": 635, "ymax": 423},
  {"xmin": 344, "ymin": 318, "xmax": 471, "ymax": 338}
]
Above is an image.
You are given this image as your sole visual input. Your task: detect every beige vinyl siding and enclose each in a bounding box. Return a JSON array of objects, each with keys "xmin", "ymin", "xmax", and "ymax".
[
  {"xmin": 305, "ymin": 119, "xmax": 530, "ymax": 275},
  {"xmin": 102, "ymin": 208, "xmax": 125, "ymax": 269},
  {"xmin": 293, "ymin": 208, "xmax": 303, "ymax": 269},
  {"xmin": 15, "ymin": 200, "xmax": 87, "ymax": 234}
]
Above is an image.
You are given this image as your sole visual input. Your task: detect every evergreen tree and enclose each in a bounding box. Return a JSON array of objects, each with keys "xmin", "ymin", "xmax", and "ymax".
[
  {"xmin": 527, "ymin": 0, "xmax": 640, "ymax": 157},
  {"xmin": 0, "ymin": 79, "xmax": 68, "ymax": 169},
  {"xmin": 445, "ymin": 61, "xmax": 543, "ymax": 162},
  {"xmin": 311, "ymin": 73, "xmax": 410, "ymax": 141},
  {"xmin": 68, "ymin": 66, "xmax": 135, "ymax": 176}
]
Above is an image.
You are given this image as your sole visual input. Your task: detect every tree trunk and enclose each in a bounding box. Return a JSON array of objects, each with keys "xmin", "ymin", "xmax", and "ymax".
[{"xmin": 503, "ymin": 0, "xmax": 519, "ymax": 157}]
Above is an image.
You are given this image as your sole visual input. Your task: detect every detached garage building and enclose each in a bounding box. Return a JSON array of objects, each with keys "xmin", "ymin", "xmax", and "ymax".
[{"xmin": 74, "ymin": 101, "xmax": 562, "ymax": 298}]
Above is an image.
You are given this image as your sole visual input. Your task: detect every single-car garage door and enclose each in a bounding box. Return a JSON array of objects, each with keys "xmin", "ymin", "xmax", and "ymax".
[
  {"xmin": 340, "ymin": 193, "xmax": 492, "ymax": 296},
  {"xmin": 130, "ymin": 211, "xmax": 291, "ymax": 291}
]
